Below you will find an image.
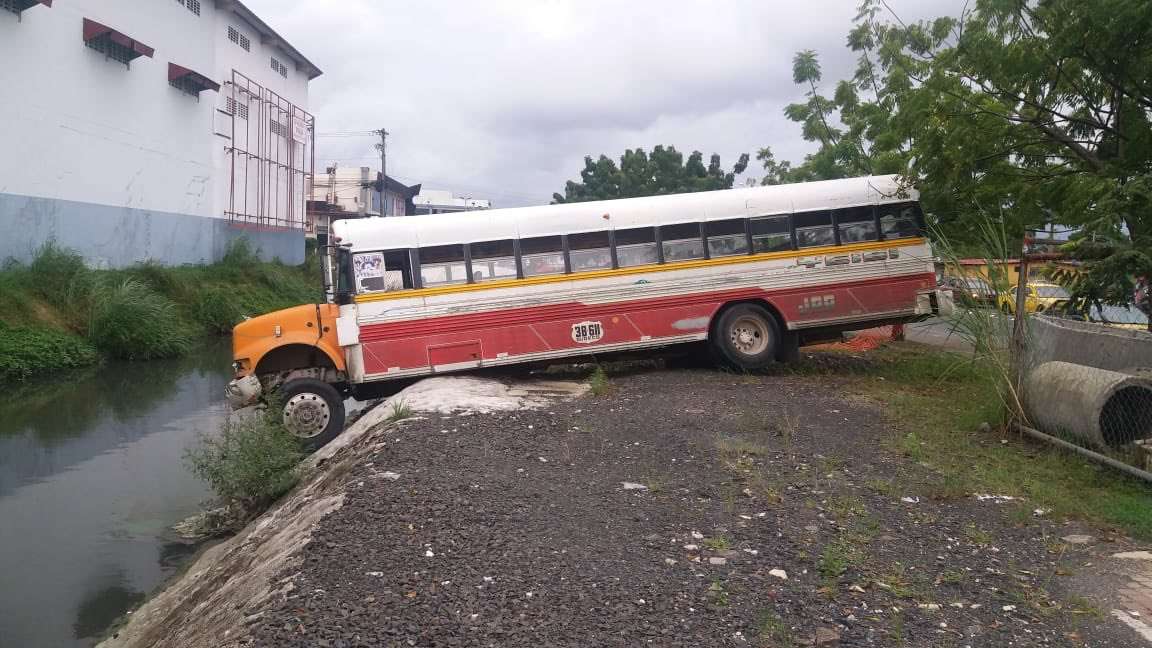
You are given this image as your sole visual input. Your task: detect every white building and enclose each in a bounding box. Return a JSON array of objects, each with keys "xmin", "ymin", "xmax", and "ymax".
[
  {"xmin": 313, "ymin": 166, "xmax": 420, "ymax": 218},
  {"xmin": 0, "ymin": 0, "xmax": 321, "ymax": 267},
  {"xmin": 412, "ymin": 189, "xmax": 492, "ymax": 214}
]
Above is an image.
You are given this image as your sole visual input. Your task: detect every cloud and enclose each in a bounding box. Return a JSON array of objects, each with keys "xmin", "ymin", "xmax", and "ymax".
[{"xmin": 245, "ymin": 0, "xmax": 966, "ymax": 206}]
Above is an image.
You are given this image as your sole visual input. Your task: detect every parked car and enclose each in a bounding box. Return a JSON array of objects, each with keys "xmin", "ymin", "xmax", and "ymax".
[
  {"xmin": 940, "ymin": 275, "xmax": 997, "ymax": 307},
  {"xmin": 998, "ymin": 282, "xmax": 1071, "ymax": 314},
  {"xmin": 1054, "ymin": 303, "xmax": 1150, "ymax": 331}
]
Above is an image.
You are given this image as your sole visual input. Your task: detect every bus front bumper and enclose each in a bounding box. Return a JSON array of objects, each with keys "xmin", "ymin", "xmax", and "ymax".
[{"xmin": 226, "ymin": 375, "xmax": 263, "ymax": 410}]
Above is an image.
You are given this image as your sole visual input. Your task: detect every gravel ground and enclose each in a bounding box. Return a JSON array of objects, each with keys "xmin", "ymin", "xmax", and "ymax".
[{"xmin": 247, "ymin": 366, "xmax": 1135, "ymax": 647}]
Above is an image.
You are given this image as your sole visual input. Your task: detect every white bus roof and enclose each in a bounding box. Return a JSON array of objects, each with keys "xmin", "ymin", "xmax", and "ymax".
[{"xmin": 331, "ymin": 174, "xmax": 915, "ymax": 251}]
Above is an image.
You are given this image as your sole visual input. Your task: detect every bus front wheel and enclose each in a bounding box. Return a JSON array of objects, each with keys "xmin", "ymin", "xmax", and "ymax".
[
  {"xmin": 279, "ymin": 378, "xmax": 346, "ymax": 449},
  {"xmin": 712, "ymin": 304, "xmax": 780, "ymax": 370}
]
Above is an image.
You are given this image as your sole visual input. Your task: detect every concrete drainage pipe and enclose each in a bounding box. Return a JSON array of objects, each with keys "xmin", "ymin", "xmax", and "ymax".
[{"xmin": 1023, "ymin": 361, "xmax": 1152, "ymax": 448}]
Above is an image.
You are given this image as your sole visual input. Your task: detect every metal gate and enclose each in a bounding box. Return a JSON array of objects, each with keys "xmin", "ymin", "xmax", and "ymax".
[{"xmin": 223, "ymin": 70, "xmax": 314, "ymax": 230}]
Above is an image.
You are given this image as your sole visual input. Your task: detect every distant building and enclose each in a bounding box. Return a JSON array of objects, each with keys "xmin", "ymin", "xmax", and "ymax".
[
  {"xmin": 0, "ymin": 0, "xmax": 322, "ymax": 267},
  {"xmin": 308, "ymin": 166, "xmax": 420, "ymax": 242},
  {"xmin": 412, "ymin": 189, "xmax": 491, "ymax": 214}
]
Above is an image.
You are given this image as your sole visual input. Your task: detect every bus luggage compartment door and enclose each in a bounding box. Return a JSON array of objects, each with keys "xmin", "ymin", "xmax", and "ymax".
[{"xmin": 428, "ymin": 341, "xmax": 483, "ymax": 372}]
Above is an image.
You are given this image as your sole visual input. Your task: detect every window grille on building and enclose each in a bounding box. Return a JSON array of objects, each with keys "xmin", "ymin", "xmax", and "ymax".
[
  {"xmin": 175, "ymin": 0, "xmax": 200, "ymax": 16},
  {"xmin": 270, "ymin": 57, "xmax": 288, "ymax": 78},
  {"xmin": 225, "ymin": 97, "xmax": 249, "ymax": 120},
  {"xmin": 228, "ymin": 25, "xmax": 250, "ymax": 51},
  {"xmin": 270, "ymin": 118, "xmax": 288, "ymax": 138},
  {"xmin": 1, "ymin": 0, "xmax": 50, "ymax": 16},
  {"xmin": 86, "ymin": 32, "xmax": 136, "ymax": 65}
]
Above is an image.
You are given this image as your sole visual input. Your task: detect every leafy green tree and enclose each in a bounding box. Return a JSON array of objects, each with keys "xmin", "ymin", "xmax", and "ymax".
[
  {"xmin": 553, "ymin": 146, "xmax": 750, "ymax": 203},
  {"xmin": 770, "ymin": 0, "xmax": 1152, "ymax": 314}
]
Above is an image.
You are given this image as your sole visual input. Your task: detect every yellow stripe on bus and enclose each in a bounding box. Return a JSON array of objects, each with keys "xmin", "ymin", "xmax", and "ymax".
[{"xmin": 354, "ymin": 238, "xmax": 927, "ymax": 304}]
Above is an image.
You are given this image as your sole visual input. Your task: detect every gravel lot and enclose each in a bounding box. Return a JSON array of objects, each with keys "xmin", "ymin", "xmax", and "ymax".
[{"xmin": 247, "ymin": 366, "xmax": 1135, "ymax": 647}]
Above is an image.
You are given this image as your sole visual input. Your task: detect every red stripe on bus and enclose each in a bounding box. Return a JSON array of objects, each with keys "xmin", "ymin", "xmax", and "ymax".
[{"xmin": 357, "ymin": 274, "xmax": 933, "ymax": 342}]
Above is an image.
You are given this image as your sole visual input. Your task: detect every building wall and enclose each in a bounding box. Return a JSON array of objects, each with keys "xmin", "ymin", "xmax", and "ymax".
[{"xmin": 0, "ymin": 0, "xmax": 312, "ymax": 267}]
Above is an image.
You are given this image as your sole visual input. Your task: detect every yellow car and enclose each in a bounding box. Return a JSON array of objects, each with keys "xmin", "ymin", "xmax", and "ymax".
[{"xmin": 998, "ymin": 282, "xmax": 1071, "ymax": 314}]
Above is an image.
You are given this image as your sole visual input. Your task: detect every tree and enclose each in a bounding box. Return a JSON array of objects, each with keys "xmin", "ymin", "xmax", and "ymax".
[
  {"xmin": 552, "ymin": 146, "xmax": 750, "ymax": 203},
  {"xmin": 769, "ymin": 0, "xmax": 1152, "ymax": 314}
]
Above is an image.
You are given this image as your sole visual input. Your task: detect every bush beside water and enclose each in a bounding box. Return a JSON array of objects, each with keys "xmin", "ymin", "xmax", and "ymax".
[
  {"xmin": 184, "ymin": 406, "xmax": 305, "ymax": 518},
  {"xmin": 0, "ymin": 240, "xmax": 320, "ymax": 380}
]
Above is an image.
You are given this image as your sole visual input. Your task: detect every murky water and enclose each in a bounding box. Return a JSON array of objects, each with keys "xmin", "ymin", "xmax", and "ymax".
[{"xmin": 0, "ymin": 341, "xmax": 232, "ymax": 648}]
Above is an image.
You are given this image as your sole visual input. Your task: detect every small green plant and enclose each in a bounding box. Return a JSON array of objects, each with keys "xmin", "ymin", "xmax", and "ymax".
[
  {"xmin": 184, "ymin": 409, "xmax": 305, "ymax": 517},
  {"xmin": 0, "ymin": 325, "xmax": 99, "ymax": 381},
  {"xmin": 192, "ymin": 287, "xmax": 244, "ymax": 335},
  {"xmin": 702, "ymin": 535, "xmax": 731, "ymax": 551},
  {"xmin": 385, "ymin": 399, "xmax": 413, "ymax": 422},
  {"xmin": 588, "ymin": 365, "xmax": 611, "ymax": 396},
  {"xmin": 706, "ymin": 580, "xmax": 730, "ymax": 607},
  {"xmin": 818, "ymin": 535, "xmax": 864, "ymax": 582},
  {"xmin": 88, "ymin": 279, "xmax": 193, "ymax": 359},
  {"xmin": 757, "ymin": 611, "xmax": 793, "ymax": 647},
  {"xmin": 220, "ymin": 237, "xmax": 261, "ymax": 269},
  {"xmin": 28, "ymin": 240, "xmax": 91, "ymax": 308},
  {"xmin": 715, "ymin": 434, "xmax": 769, "ymax": 458}
]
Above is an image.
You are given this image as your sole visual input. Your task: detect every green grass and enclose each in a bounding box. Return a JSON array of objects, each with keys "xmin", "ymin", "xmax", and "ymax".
[
  {"xmin": 819, "ymin": 344, "xmax": 1152, "ymax": 539},
  {"xmin": 0, "ymin": 324, "xmax": 99, "ymax": 381},
  {"xmin": 588, "ymin": 365, "xmax": 612, "ymax": 396},
  {"xmin": 0, "ymin": 239, "xmax": 321, "ymax": 381}
]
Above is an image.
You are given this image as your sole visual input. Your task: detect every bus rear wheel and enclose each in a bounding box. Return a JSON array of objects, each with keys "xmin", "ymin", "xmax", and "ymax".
[
  {"xmin": 279, "ymin": 378, "xmax": 345, "ymax": 450},
  {"xmin": 712, "ymin": 304, "xmax": 780, "ymax": 370}
]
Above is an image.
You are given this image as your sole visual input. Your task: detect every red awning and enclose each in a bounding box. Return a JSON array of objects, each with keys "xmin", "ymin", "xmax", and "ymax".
[
  {"xmin": 168, "ymin": 63, "xmax": 221, "ymax": 93},
  {"xmin": 82, "ymin": 18, "xmax": 154, "ymax": 59}
]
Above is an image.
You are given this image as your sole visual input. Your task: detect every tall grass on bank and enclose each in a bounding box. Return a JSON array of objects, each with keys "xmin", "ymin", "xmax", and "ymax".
[
  {"xmin": 0, "ymin": 238, "xmax": 322, "ymax": 380},
  {"xmin": 184, "ymin": 405, "xmax": 305, "ymax": 518},
  {"xmin": 88, "ymin": 279, "xmax": 193, "ymax": 360}
]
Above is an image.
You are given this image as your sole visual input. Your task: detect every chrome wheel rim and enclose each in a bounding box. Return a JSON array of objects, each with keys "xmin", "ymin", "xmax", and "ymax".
[
  {"xmin": 729, "ymin": 315, "xmax": 769, "ymax": 356},
  {"xmin": 282, "ymin": 393, "xmax": 331, "ymax": 439}
]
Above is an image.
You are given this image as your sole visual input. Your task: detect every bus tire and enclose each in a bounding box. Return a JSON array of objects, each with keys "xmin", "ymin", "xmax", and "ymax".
[
  {"xmin": 712, "ymin": 303, "xmax": 780, "ymax": 370},
  {"xmin": 279, "ymin": 378, "xmax": 345, "ymax": 450}
]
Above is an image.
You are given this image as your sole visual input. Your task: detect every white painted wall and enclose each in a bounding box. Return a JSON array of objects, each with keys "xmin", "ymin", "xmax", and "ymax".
[{"xmin": 0, "ymin": 0, "xmax": 312, "ymax": 224}]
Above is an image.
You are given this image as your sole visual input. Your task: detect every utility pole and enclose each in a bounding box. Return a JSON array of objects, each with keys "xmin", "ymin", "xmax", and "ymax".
[{"xmin": 374, "ymin": 128, "xmax": 388, "ymax": 216}]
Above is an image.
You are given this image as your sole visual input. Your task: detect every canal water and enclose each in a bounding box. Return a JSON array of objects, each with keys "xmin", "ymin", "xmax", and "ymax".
[{"xmin": 0, "ymin": 341, "xmax": 232, "ymax": 648}]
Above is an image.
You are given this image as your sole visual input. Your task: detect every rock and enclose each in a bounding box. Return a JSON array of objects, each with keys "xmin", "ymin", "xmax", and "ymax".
[
  {"xmin": 1002, "ymin": 605, "xmax": 1016, "ymax": 612},
  {"xmin": 365, "ymin": 571, "xmax": 384, "ymax": 577},
  {"xmin": 378, "ymin": 471, "xmax": 401, "ymax": 481},
  {"xmin": 621, "ymin": 482, "xmax": 648, "ymax": 490},
  {"xmin": 804, "ymin": 525, "xmax": 819, "ymax": 532},
  {"xmin": 424, "ymin": 550, "xmax": 435, "ymax": 557},
  {"xmin": 1062, "ymin": 534, "xmax": 1095, "ymax": 545},
  {"xmin": 848, "ymin": 585, "xmax": 866, "ymax": 593},
  {"xmin": 683, "ymin": 544, "xmax": 699, "ymax": 551},
  {"xmin": 769, "ymin": 569, "xmax": 788, "ymax": 580},
  {"xmin": 1112, "ymin": 551, "xmax": 1152, "ymax": 560},
  {"xmin": 918, "ymin": 603, "xmax": 941, "ymax": 610},
  {"xmin": 664, "ymin": 558, "xmax": 677, "ymax": 565},
  {"xmin": 691, "ymin": 531, "xmax": 704, "ymax": 540},
  {"xmin": 708, "ymin": 557, "xmax": 727, "ymax": 565}
]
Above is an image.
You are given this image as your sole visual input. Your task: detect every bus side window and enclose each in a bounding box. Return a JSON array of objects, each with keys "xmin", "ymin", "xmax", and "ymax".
[
  {"xmin": 750, "ymin": 215, "xmax": 792, "ymax": 252},
  {"xmin": 520, "ymin": 236, "xmax": 565, "ymax": 277},
  {"xmin": 879, "ymin": 203, "xmax": 921, "ymax": 239},
  {"xmin": 419, "ymin": 244, "xmax": 468, "ymax": 286},
  {"xmin": 615, "ymin": 227, "xmax": 658, "ymax": 267},
  {"xmin": 836, "ymin": 206, "xmax": 878, "ymax": 243},
  {"xmin": 659, "ymin": 222, "xmax": 705, "ymax": 262},
  {"xmin": 795, "ymin": 210, "xmax": 835, "ymax": 248},
  {"xmin": 568, "ymin": 231, "xmax": 613, "ymax": 272},
  {"xmin": 706, "ymin": 219, "xmax": 748, "ymax": 257},
  {"xmin": 469, "ymin": 240, "xmax": 517, "ymax": 282}
]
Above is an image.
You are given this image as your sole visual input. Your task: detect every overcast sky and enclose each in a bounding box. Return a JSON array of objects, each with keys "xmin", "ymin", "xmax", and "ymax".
[{"xmin": 247, "ymin": 0, "xmax": 964, "ymax": 208}]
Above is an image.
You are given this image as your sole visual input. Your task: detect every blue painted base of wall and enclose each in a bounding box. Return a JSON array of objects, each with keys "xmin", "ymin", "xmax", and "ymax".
[{"xmin": 0, "ymin": 193, "xmax": 304, "ymax": 268}]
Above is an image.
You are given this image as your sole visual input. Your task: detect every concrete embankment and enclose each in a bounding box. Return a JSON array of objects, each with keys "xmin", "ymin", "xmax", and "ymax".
[{"xmin": 99, "ymin": 377, "xmax": 586, "ymax": 648}]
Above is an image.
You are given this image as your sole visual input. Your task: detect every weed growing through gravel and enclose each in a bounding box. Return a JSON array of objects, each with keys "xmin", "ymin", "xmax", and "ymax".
[
  {"xmin": 588, "ymin": 366, "xmax": 611, "ymax": 396},
  {"xmin": 385, "ymin": 399, "xmax": 413, "ymax": 423},
  {"xmin": 701, "ymin": 535, "xmax": 731, "ymax": 551},
  {"xmin": 756, "ymin": 611, "xmax": 794, "ymax": 647}
]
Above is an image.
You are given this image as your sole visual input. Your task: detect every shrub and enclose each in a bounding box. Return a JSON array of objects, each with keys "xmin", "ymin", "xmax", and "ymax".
[
  {"xmin": 220, "ymin": 237, "xmax": 261, "ymax": 269},
  {"xmin": 0, "ymin": 325, "xmax": 99, "ymax": 381},
  {"xmin": 88, "ymin": 279, "xmax": 192, "ymax": 360},
  {"xmin": 184, "ymin": 409, "xmax": 305, "ymax": 516},
  {"xmin": 28, "ymin": 241, "xmax": 91, "ymax": 308},
  {"xmin": 192, "ymin": 287, "xmax": 244, "ymax": 335}
]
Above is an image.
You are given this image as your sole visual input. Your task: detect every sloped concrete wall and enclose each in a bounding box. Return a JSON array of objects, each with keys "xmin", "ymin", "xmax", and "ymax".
[
  {"xmin": 0, "ymin": 193, "xmax": 303, "ymax": 268},
  {"xmin": 1027, "ymin": 315, "xmax": 1152, "ymax": 372}
]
